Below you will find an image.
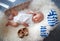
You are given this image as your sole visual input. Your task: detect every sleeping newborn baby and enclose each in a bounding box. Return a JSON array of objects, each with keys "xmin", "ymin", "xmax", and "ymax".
[{"xmin": 5, "ymin": 9, "xmax": 44, "ymax": 38}]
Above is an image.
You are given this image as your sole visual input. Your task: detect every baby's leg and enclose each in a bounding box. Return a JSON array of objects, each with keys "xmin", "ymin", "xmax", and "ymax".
[{"xmin": 6, "ymin": 21, "xmax": 19, "ymax": 27}]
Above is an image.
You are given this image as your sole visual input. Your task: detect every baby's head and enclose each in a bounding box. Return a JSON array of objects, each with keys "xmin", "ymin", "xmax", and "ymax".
[{"xmin": 5, "ymin": 9, "xmax": 18, "ymax": 20}]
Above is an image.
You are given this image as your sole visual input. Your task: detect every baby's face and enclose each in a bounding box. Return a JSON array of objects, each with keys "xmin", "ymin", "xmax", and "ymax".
[
  {"xmin": 5, "ymin": 9, "xmax": 18, "ymax": 20},
  {"xmin": 32, "ymin": 12, "xmax": 44, "ymax": 23}
]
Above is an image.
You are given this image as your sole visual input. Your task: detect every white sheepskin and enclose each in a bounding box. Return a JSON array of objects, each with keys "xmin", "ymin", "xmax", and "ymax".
[{"xmin": 0, "ymin": 0, "xmax": 60, "ymax": 41}]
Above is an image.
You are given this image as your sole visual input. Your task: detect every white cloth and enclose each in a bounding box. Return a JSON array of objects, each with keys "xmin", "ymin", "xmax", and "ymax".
[{"xmin": 13, "ymin": 11, "xmax": 34, "ymax": 27}]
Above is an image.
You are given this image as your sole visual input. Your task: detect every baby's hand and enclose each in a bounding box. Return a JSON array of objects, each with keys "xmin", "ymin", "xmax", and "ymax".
[
  {"xmin": 27, "ymin": 11, "xmax": 34, "ymax": 14},
  {"xmin": 27, "ymin": 11, "xmax": 38, "ymax": 16}
]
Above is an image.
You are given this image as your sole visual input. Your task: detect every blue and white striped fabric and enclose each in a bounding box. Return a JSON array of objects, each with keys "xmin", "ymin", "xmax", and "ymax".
[
  {"xmin": 40, "ymin": 26, "xmax": 48, "ymax": 37},
  {"xmin": 47, "ymin": 9, "xmax": 59, "ymax": 27}
]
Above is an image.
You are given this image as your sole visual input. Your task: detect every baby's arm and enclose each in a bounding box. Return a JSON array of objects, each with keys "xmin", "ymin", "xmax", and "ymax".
[
  {"xmin": 27, "ymin": 11, "xmax": 38, "ymax": 16},
  {"xmin": 21, "ymin": 22, "xmax": 29, "ymax": 27},
  {"xmin": 27, "ymin": 11, "xmax": 35, "ymax": 14},
  {"xmin": 6, "ymin": 21, "xmax": 19, "ymax": 27}
]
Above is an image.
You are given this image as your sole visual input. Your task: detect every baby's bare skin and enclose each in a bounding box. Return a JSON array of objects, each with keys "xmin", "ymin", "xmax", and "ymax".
[
  {"xmin": 6, "ymin": 11, "xmax": 44, "ymax": 27},
  {"xmin": 5, "ymin": 10, "xmax": 44, "ymax": 38},
  {"xmin": 6, "ymin": 21, "xmax": 29, "ymax": 27},
  {"xmin": 27, "ymin": 11, "xmax": 44, "ymax": 23},
  {"xmin": 6, "ymin": 21, "xmax": 19, "ymax": 27}
]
